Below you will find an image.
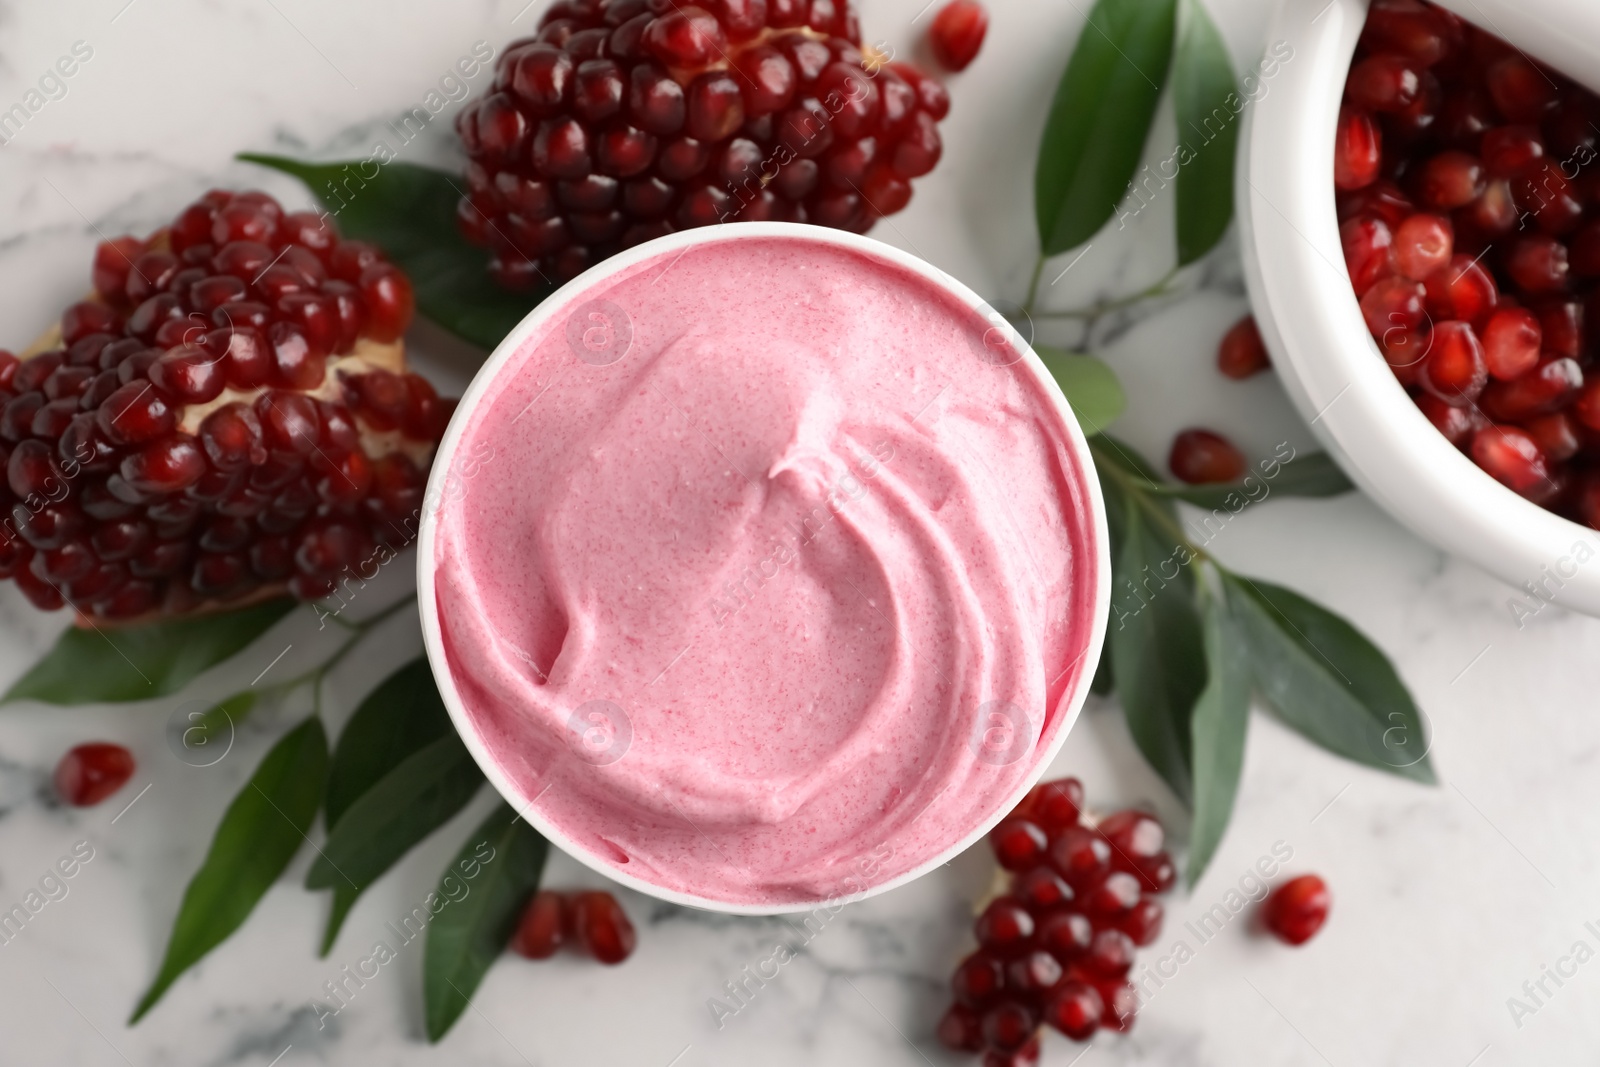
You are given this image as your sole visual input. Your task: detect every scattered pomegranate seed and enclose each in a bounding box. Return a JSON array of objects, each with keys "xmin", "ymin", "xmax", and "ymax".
[
  {"xmin": 1217, "ymin": 315, "xmax": 1270, "ymax": 378},
  {"xmin": 1168, "ymin": 428, "xmax": 1247, "ymax": 484},
  {"xmin": 569, "ymin": 889, "xmax": 636, "ymax": 964},
  {"xmin": 1263, "ymin": 874, "xmax": 1331, "ymax": 945},
  {"xmin": 929, "ymin": 0, "xmax": 988, "ymax": 72},
  {"xmin": 512, "ymin": 890, "xmax": 566, "ymax": 959},
  {"xmin": 54, "ymin": 742, "xmax": 134, "ymax": 806}
]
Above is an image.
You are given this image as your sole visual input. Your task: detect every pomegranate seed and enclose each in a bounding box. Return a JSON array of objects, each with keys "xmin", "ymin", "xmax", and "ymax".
[
  {"xmin": 1506, "ymin": 235, "xmax": 1570, "ymax": 294},
  {"xmin": 1341, "ymin": 217, "xmax": 1393, "ymax": 296},
  {"xmin": 1391, "ymin": 212, "xmax": 1452, "ymax": 279},
  {"xmin": 1263, "ymin": 874, "xmax": 1331, "ymax": 945},
  {"xmin": 980, "ymin": 1000, "xmax": 1036, "ymax": 1055},
  {"xmin": 1050, "ymin": 827, "xmax": 1111, "ymax": 888},
  {"xmin": 1524, "ymin": 411, "xmax": 1580, "ymax": 462},
  {"xmin": 1423, "ymin": 254, "xmax": 1497, "ymax": 323},
  {"xmin": 989, "ymin": 818, "xmax": 1048, "ymax": 871},
  {"xmin": 1126, "ymin": 851, "xmax": 1177, "ymax": 893},
  {"xmin": 1415, "ymin": 150, "xmax": 1485, "ymax": 209},
  {"xmin": 97, "ymin": 383, "xmax": 176, "ymax": 445},
  {"xmin": 974, "ymin": 897, "xmax": 1034, "ymax": 954},
  {"xmin": 1012, "ymin": 866, "xmax": 1074, "ymax": 914},
  {"xmin": 1005, "ymin": 949, "xmax": 1062, "ymax": 995},
  {"xmin": 1471, "ymin": 425, "xmax": 1549, "ymax": 495},
  {"xmin": 1098, "ymin": 809, "xmax": 1164, "ymax": 859},
  {"xmin": 1038, "ymin": 910, "xmax": 1093, "ymax": 960},
  {"xmin": 1480, "ymin": 307, "xmax": 1542, "ymax": 380},
  {"xmin": 1168, "ymin": 428, "xmax": 1246, "ymax": 484},
  {"xmin": 1117, "ymin": 898, "xmax": 1165, "ymax": 946},
  {"xmin": 1043, "ymin": 981, "xmax": 1102, "ymax": 1040},
  {"xmin": 952, "ymin": 950, "xmax": 1005, "ymax": 1008},
  {"xmin": 929, "ymin": 0, "xmax": 987, "ymax": 71},
  {"xmin": 120, "ymin": 435, "xmax": 207, "ymax": 495},
  {"xmin": 1098, "ymin": 981, "xmax": 1139, "ymax": 1032},
  {"xmin": 513, "ymin": 890, "xmax": 566, "ymax": 959},
  {"xmin": 1481, "ymin": 357, "xmax": 1583, "ymax": 421},
  {"xmin": 54, "ymin": 742, "xmax": 134, "ymax": 806},
  {"xmin": 1415, "ymin": 391, "xmax": 1479, "ymax": 446},
  {"xmin": 569, "ymin": 889, "xmax": 636, "ymax": 963},
  {"xmin": 1486, "ymin": 55, "xmax": 1556, "ymax": 122},
  {"xmin": 1335, "ymin": 106, "xmax": 1382, "ymax": 190},
  {"xmin": 1418, "ymin": 320, "xmax": 1487, "ymax": 404},
  {"xmin": 1083, "ymin": 926, "xmax": 1136, "ymax": 978},
  {"xmin": 1346, "ymin": 54, "xmax": 1421, "ymax": 112},
  {"xmin": 1083, "ymin": 871, "xmax": 1143, "ymax": 924},
  {"xmin": 937, "ymin": 1003, "xmax": 983, "ymax": 1052},
  {"xmin": 1217, "ymin": 314, "xmax": 1270, "ymax": 378}
]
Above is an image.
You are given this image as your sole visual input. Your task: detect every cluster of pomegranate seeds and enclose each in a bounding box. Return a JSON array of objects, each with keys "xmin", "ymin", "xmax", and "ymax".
[
  {"xmin": 1168, "ymin": 427, "xmax": 1247, "ymax": 484},
  {"xmin": 54, "ymin": 742, "xmax": 135, "ymax": 806},
  {"xmin": 0, "ymin": 189, "xmax": 451, "ymax": 620},
  {"xmin": 1262, "ymin": 874, "xmax": 1331, "ymax": 945},
  {"xmin": 1338, "ymin": 0, "xmax": 1600, "ymax": 526},
  {"xmin": 455, "ymin": 0, "xmax": 951, "ymax": 288},
  {"xmin": 937, "ymin": 778, "xmax": 1174, "ymax": 1063},
  {"xmin": 928, "ymin": 0, "xmax": 988, "ymax": 72},
  {"xmin": 512, "ymin": 888, "xmax": 637, "ymax": 964}
]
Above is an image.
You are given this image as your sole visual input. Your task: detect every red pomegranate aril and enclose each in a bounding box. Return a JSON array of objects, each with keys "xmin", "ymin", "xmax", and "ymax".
[
  {"xmin": 974, "ymin": 897, "xmax": 1035, "ymax": 954},
  {"xmin": 1534, "ymin": 300, "xmax": 1584, "ymax": 360},
  {"xmin": 1012, "ymin": 866, "xmax": 1073, "ymax": 914},
  {"xmin": 54, "ymin": 742, "xmax": 134, "ymax": 806},
  {"xmin": 9, "ymin": 440, "xmax": 62, "ymax": 499},
  {"xmin": 120, "ymin": 435, "xmax": 206, "ymax": 495},
  {"xmin": 1416, "ymin": 391, "xmax": 1478, "ymax": 446},
  {"xmin": 952, "ymin": 950, "xmax": 1005, "ymax": 1008},
  {"xmin": 93, "ymin": 236, "xmax": 146, "ymax": 301},
  {"xmin": 125, "ymin": 253, "xmax": 179, "ymax": 305},
  {"xmin": 1506, "ymin": 235, "xmax": 1570, "ymax": 293},
  {"xmin": 1118, "ymin": 898, "xmax": 1165, "ymax": 946},
  {"xmin": 1038, "ymin": 909, "xmax": 1094, "ymax": 961},
  {"xmin": 1525, "ymin": 411, "xmax": 1581, "ymax": 462},
  {"xmin": 1341, "ymin": 217, "xmax": 1393, "ymax": 295},
  {"xmin": 1361, "ymin": 275, "xmax": 1428, "ymax": 337},
  {"xmin": 1005, "ymin": 950, "xmax": 1063, "ymax": 995},
  {"xmin": 989, "ymin": 818, "xmax": 1048, "ymax": 871},
  {"xmin": 513, "ymin": 889, "xmax": 566, "ymax": 959},
  {"xmin": 1098, "ymin": 981, "xmax": 1139, "ymax": 1032},
  {"xmin": 1083, "ymin": 926, "xmax": 1136, "ymax": 979},
  {"xmin": 1481, "ymin": 357, "xmax": 1583, "ymax": 421},
  {"xmin": 32, "ymin": 538, "xmax": 95, "ymax": 584},
  {"xmin": 1084, "ymin": 871, "xmax": 1143, "ymax": 924},
  {"xmin": 1347, "ymin": 54, "xmax": 1421, "ymax": 112},
  {"xmin": 277, "ymin": 293, "xmax": 341, "ymax": 357},
  {"xmin": 13, "ymin": 561, "xmax": 65, "ymax": 609},
  {"xmin": 1480, "ymin": 306, "xmax": 1542, "ymax": 379},
  {"xmin": 929, "ymin": 0, "xmax": 988, "ymax": 72},
  {"xmin": 1415, "ymin": 150, "xmax": 1485, "ymax": 209},
  {"xmin": 1050, "ymin": 827, "xmax": 1111, "ymax": 889},
  {"xmin": 148, "ymin": 345, "xmax": 226, "ymax": 404},
  {"xmin": 1169, "ymin": 428, "xmax": 1246, "ymax": 484},
  {"xmin": 359, "ymin": 264, "xmax": 415, "ymax": 343},
  {"xmin": 937, "ymin": 1004, "xmax": 983, "ymax": 1053},
  {"xmin": 570, "ymin": 890, "xmax": 636, "ymax": 964},
  {"xmin": 97, "ymin": 382, "xmax": 177, "ymax": 446},
  {"xmin": 1335, "ymin": 107, "xmax": 1383, "ymax": 189},
  {"xmin": 1486, "ymin": 55, "xmax": 1556, "ymax": 122},
  {"xmin": 15, "ymin": 352, "xmax": 63, "ymax": 395},
  {"xmin": 1127, "ymin": 851, "xmax": 1177, "ymax": 894},
  {"xmin": 980, "ymin": 1000, "xmax": 1036, "ymax": 1055},
  {"xmin": 1471, "ymin": 425, "xmax": 1549, "ymax": 495},
  {"xmin": 1044, "ymin": 981, "xmax": 1103, "ymax": 1041},
  {"xmin": 1263, "ymin": 874, "xmax": 1331, "ymax": 945},
  {"xmin": 1419, "ymin": 320, "xmax": 1487, "ymax": 404},
  {"xmin": 1098, "ymin": 810, "xmax": 1164, "ymax": 859},
  {"xmin": 1423, "ymin": 255, "xmax": 1497, "ymax": 324},
  {"xmin": 1391, "ymin": 212, "xmax": 1452, "ymax": 279}
]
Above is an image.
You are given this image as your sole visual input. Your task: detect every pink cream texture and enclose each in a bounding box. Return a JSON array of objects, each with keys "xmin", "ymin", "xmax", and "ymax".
[{"xmin": 432, "ymin": 237, "xmax": 1098, "ymax": 907}]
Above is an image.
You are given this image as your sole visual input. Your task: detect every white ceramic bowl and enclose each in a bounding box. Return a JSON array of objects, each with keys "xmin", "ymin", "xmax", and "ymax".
[
  {"xmin": 416, "ymin": 223, "xmax": 1111, "ymax": 914},
  {"xmin": 1240, "ymin": 0, "xmax": 1600, "ymax": 616}
]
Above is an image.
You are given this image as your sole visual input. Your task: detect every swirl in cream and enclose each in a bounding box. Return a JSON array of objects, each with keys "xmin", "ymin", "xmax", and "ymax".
[{"xmin": 430, "ymin": 234, "xmax": 1101, "ymax": 907}]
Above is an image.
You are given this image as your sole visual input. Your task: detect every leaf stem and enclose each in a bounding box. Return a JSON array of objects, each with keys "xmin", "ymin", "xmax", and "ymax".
[
  {"xmin": 1031, "ymin": 264, "xmax": 1183, "ymax": 322},
  {"xmin": 1089, "ymin": 438, "xmax": 1215, "ymax": 565},
  {"xmin": 1022, "ymin": 254, "xmax": 1047, "ymax": 314}
]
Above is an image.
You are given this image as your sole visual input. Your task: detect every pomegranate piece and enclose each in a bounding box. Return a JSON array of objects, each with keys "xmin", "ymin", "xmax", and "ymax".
[
  {"xmin": 1217, "ymin": 314, "xmax": 1270, "ymax": 378},
  {"xmin": 0, "ymin": 187, "xmax": 446, "ymax": 621},
  {"xmin": 458, "ymin": 0, "xmax": 950, "ymax": 286},
  {"xmin": 54, "ymin": 742, "xmax": 135, "ymax": 806},
  {"xmin": 1262, "ymin": 874, "xmax": 1331, "ymax": 945},
  {"xmin": 929, "ymin": 0, "xmax": 988, "ymax": 72},
  {"xmin": 1168, "ymin": 428, "xmax": 1247, "ymax": 484}
]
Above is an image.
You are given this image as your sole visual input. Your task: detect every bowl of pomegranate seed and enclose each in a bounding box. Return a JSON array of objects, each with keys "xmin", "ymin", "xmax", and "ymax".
[
  {"xmin": 1239, "ymin": 0, "xmax": 1600, "ymax": 616},
  {"xmin": 418, "ymin": 222, "xmax": 1109, "ymax": 913}
]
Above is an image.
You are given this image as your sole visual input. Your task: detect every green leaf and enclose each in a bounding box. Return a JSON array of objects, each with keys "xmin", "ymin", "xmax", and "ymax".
[
  {"xmin": 5, "ymin": 599, "xmax": 296, "ymax": 706},
  {"xmin": 316, "ymin": 657, "xmax": 469, "ymax": 954},
  {"xmin": 1171, "ymin": 0, "xmax": 1239, "ymax": 264},
  {"xmin": 1107, "ymin": 494, "xmax": 1206, "ymax": 801},
  {"xmin": 1223, "ymin": 574, "xmax": 1435, "ymax": 784},
  {"xmin": 1147, "ymin": 451, "xmax": 1355, "ymax": 508},
  {"xmin": 306, "ymin": 735, "xmax": 483, "ymax": 908},
  {"xmin": 1037, "ymin": 347, "xmax": 1126, "ymax": 431},
  {"xmin": 324, "ymin": 659, "xmax": 458, "ymax": 826},
  {"xmin": 238, "ymin": 155, "xmax": 548, "ymax": 351},
  {"xmin": 130, "ymin": 716, "xmax": 327, "ymax": 1023},
  {"xmin": 1185, "ymin": 591, "xmax": 1250, "ymax": 885},
  {"xmin": 1035, "ymin": 0, "xmax": 1179, "ymax": 255},
  {"xmin": 424, "ymin": 803, "xmax": 549, "ymax": 1042}
]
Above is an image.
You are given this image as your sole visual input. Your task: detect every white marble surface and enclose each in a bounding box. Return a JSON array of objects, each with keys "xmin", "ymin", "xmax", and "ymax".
[{"xmin": 0, "ymin": 1, "xmax": 1597, "ymax": 1065}]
